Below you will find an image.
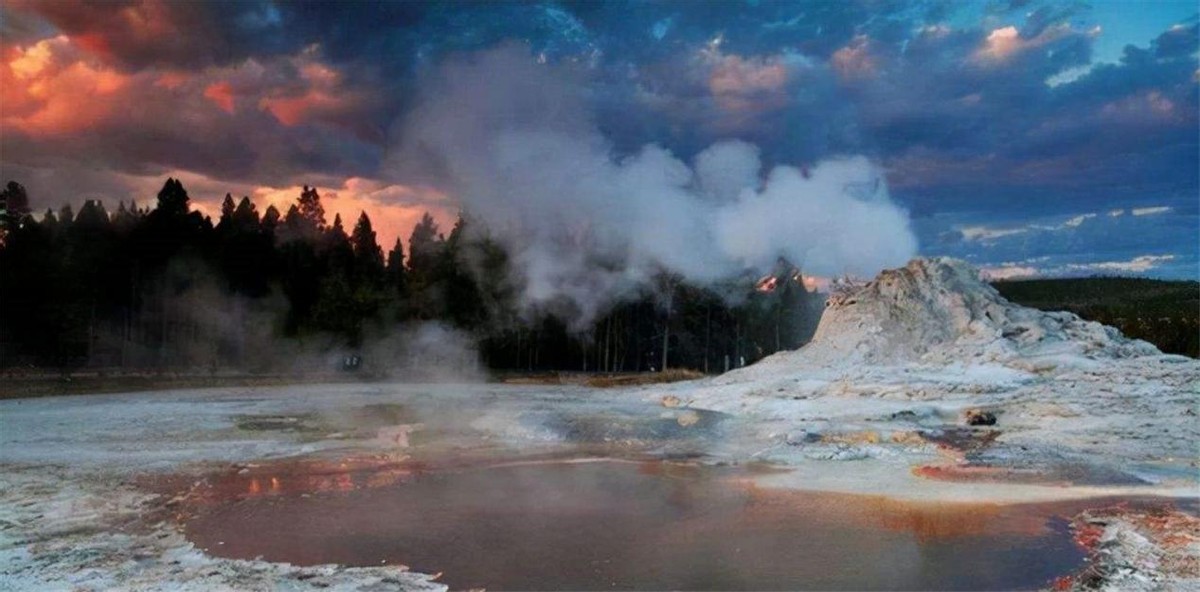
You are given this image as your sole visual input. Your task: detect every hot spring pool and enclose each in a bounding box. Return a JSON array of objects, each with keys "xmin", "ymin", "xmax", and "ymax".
[{"xmin": 173, "ymin": 456, "xmax": 1102, "ymax": 590}]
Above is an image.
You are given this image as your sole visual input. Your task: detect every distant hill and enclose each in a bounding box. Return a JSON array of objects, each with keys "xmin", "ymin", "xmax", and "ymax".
[{"xmin": 992, "ymin": 277, "xmax": 1199, "ymax": 358}]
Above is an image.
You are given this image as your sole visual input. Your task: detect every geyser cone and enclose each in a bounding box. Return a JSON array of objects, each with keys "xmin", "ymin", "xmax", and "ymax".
[{"xmin": 749, "ymin": 257, "xmax": 1161, "ymax": 368}]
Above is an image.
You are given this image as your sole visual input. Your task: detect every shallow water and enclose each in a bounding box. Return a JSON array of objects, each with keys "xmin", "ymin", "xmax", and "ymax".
[{"xmin": 178, "ymin": 457, "xmax": 1106, "ymax": 591}]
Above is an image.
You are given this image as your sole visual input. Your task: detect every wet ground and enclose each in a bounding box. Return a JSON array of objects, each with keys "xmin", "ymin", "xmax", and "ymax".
[
  {"xmin": 2, "ymin": 382, "xmax": 1195, "ymax": 591},
  {"xmin": 174, "ymin": 455, "xmax": 1127, "ymax": 591}
]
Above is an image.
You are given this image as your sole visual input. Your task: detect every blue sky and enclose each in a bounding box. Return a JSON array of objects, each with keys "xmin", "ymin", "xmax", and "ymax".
[{"xmin": 1, "ymin": 0, "xmax": 1196, "ymax": 279}]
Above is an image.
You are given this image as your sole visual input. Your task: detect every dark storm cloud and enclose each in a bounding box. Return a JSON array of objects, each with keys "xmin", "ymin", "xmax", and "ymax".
[
  {"xmin": 1, "ymin": 0, "xmax": 1196, "ymax": 277},
  {"xmin": 855, "ymin": 21, "xmax": 1196, "ymax": 225},
  {"xmin": 0, "ymin": 40, "xmax": 382, "ymax": 187},
  {"xmin": 1152, "ymin": 20, "xmax": 1199, "ymax": 59},
  {"xmin": 0, "ymin": 3, "xmax": 57, "ymax": 44},
  {"xmin": 5, "ymin": 0, "xmax": 295, "ymax": 70}
]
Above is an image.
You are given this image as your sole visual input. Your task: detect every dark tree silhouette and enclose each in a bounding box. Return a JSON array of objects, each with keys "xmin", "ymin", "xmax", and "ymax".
[
  {"xmin": 406, "ymin": 212, "xmax": 446, "ymax": 320},
  {"xmin": 351, "ymin": 212, "xmax": 386, "ymax": 283},
  {"xmin": 0, "ymin": 181, "xmax": 31, "ymax": 245},
  {"xmin": 156, "ymin": 178, "xmax": 190, "ymax": 217},
  {"xmin": 406, "ymin": 212, "xmax": 442, "ymax": 281},
  {"xmin": 1, "ymin": 181, "xmax": 30, "ymax": 215},
  {"xmin": 385, "ymin": 236, "xmax": 410, "ymax": 322},
  {"xmin": 8, "ymin": 175, "xmax": 1184, "ymax": 374},
  {"xmin": 297, "ymin": 185, "xmax": 326, "ymax": 231}
]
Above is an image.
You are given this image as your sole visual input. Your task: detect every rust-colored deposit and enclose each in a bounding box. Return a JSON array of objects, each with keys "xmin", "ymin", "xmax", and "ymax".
[
  {"xmin": 911, "ymin": 463, "xmax": 1072, "ymax": 485},
  {"xmin": 1052, "ymin": 503, "xmax": 1200, "ymax": 590}
]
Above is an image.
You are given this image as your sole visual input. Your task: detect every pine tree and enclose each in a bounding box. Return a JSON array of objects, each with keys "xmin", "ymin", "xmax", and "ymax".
[
  {"xmin": 297, "ymin": 185, "xmax": 326, "ymax": 231},
  {"xmin": 58, "ymin": 204, "xmax": 74, "ymax": 226},
  {"xmin": 218, "ymin": 193, "xmax": 236, "ymax": 227},
  {"xmin": 0, "ymin": 181, "xmax": 30, "ymax": 245},
  {"xmin": 350, "ymin": 212, "xmax": 385, "ymax": 284},
  {"xmin": 326, "ymin": 213, "xmax": 349, "ymax": 247},
  {"xmin": 1, "ymin": 181, "xmax": 30, "ymax": 217},
  {"xmin": 1, "ymin": 209, "xmax": 66, "ymax": 364},
  {"xmin": 112, "ymin": 201, "xmax": 142, "ymax": 234},
  {"xmin": 322, "ymin": 214, "xmax": 355, "ymax": 284},
  {"xmin": 277, "ymin": 204, "xmax": 321, "ymax": 335},
  {"xmin": 440, "ymin": 214, "xmax": 484, "ymax": 328},
  {"xmin": 407, "ymin": 212, "xmax": 442, "ymax": 281},
  {"xmin": 383, "ymin": 237, "xmax": 408, "ymax": 320},
  {"xmin": 74, "ymin": 199, "xmax": 110, "ymax": 228},
  {"xmin": 405, "ymin": 212, "xmax": 446, "ymax": 320},
  {"xmin": 232, "ymin": 197, "xmax": 259, "ymax": 229},
  {"xmin": 262, "ymin": 204, "xmax": 281, "ymax": 231},
  {"xmin": 280, "ymin": 204, "xmax": 303, "ymax": 242},
  {"xmin": 156, "ymin": 178, "xmax": 190, "ymax": 216}
]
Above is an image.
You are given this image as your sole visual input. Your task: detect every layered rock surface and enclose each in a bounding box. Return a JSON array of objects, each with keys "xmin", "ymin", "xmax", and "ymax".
[
  {"xmin": 747, "ymin": 257, "xmax": 1161, "ymax": 371},
  {"xmin": 694, "ymin": 257, "xmax": 1198, "ymax": 491}
]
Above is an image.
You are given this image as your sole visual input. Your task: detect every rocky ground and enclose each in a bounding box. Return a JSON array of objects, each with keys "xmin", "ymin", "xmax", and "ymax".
[
  {"xmin": 1054, "ymin": 505, "xmax": 1200, "ymax": 591},
  {"xmin": 1, "ymin": 258, "xmax": 1196, "ymax": 590}
]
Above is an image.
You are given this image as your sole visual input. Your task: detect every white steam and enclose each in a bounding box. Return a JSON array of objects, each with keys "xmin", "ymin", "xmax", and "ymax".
[{"xmin": 394, "ymin": 46, "xmax": 916, "ymax": 326}]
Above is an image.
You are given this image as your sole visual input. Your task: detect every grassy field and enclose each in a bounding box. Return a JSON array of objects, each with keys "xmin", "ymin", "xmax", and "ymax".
[{"xmin": 993, "ymin": 277, "xmax": 1199, "ymax": 358}]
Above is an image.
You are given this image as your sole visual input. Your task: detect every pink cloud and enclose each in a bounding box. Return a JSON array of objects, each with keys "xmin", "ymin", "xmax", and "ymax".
[
  {"xmin": 971, "ymin": 24, "xmax": 1085, "ymax": 65},
  {"xmin": 203, "ymin": 81, "xmax": 235, "ymax": 113},
  {"xmin": 7, "ymin": 0, "xmax": 223, "ymax": 70},
  {"xmin": 154, "ymin": 70, "xmax": 189, "ymax": 90},
  {"xmin": 831, "ymin": 35, "xmax": 877, "ymax": 81},
  {"xmin": 1101, "ymin": 91, "xmax": 1185, "ymax": 123},
  {"xmin": 256, "ymin": 46, "xmax": 377, "ymax": 137},
  {"xmin": 2, "ymin": 35, "xmax": 130, "ymax": 136},
  {"xmin": 698, "ymin": 47, "xmax": 803, "ymax": 133}
]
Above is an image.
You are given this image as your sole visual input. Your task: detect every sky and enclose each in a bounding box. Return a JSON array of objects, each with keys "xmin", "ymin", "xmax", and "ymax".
[{"xmin": 1, "ymin": 0, "xmax": 1196, "ymax": 279}]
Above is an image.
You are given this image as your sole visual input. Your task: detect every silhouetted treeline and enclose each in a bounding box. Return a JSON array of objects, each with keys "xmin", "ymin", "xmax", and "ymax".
[
  {"xmin": 994, "ymin": 277, "xmax": 1199, "ymax": 358},
  {"xmin": 0, "ymin": 179, "xmax": 824, "ymax": 373}
]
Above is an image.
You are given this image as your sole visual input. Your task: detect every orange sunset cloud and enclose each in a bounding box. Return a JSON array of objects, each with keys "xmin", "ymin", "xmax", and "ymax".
[{"xmin": 2, "ymin": 35, "xmax": 130, "ymax": 136}]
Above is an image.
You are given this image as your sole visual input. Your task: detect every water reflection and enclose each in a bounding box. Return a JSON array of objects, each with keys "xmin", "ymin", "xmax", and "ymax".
[{"xmin": 174, "ymin": 457, "xmax": 1124, "ymax": 591}]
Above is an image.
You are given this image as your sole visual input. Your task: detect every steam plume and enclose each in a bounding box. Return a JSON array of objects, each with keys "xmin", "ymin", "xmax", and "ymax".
[{"xmin": 393, "ymin": 45, "xmax": 917, "ymax": 327}]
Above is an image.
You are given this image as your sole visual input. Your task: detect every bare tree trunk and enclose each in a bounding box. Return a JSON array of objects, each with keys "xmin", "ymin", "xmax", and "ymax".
[
  {"xmin": 619, "ymin": 309, "xmax": 628, "ymax": 369},
  {"xmin": 530, "ymin": 330, "xmax": 537, "ymax": 371},
  {"xmin": 660, "ymin": 291, "xmax": 672, "ymax": 373},
  {"xmin": 704, "ymin": 304, "xmax": 711, "ymax": 374},
  {"xmin": 775, "ymin": 305, "xmax": 781, "ymax": 353},
  {"xmin": 734, "ymin": 316, "xmax": 741, "ymax": 367},
  {"xmin": 603, "ymin": 317, "xmax": 611, "ymax": 373},
  {"xmin": 632, "ymin": 307, "xmax": 641, "ymax": 371},
  {"xmin": 122, "ymin": 308, "xmax": 129, "ymax": 368},
  {"xmin": 159, "ymin": 281, "xmax": 168, "ymax": 369},
  {"xmin": 86, "ymin": 301, "xmax": 96, "ymax": 367}
]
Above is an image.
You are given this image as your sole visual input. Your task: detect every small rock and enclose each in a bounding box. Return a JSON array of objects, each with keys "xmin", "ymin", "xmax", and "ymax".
[
  {"xmin": 676, "ymin": 410, "xmax": 700, "ymax": 427},
  {"xmin": 964, "ymin": 409, "xmax": 996, "ymax": 426},
  {"xmin": 785, "ymin": 430, "xmax": 822, "ymax": 445}
]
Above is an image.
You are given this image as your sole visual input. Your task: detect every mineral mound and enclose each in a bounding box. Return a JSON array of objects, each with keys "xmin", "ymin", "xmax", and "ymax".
[{"xmin": 784, "ymin": 257, "xmax": 1160, "ymax": 367}]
